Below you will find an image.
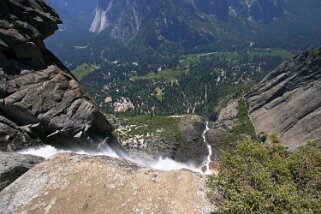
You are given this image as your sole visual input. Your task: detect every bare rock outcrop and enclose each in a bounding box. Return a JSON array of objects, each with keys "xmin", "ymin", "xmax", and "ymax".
[
  {"xmin": 0, "ymin": 153, "xmax": 213, "ymax": 214},
  {"xmin": 0, "ymin": 0, "xmax": 116, "ymax": 151},
  {"xmin": 173, "ymin": 115, "xmax": 208, "ymax": 165},
  {"xmin": 246, "ymin": 51, "xmax": 321, "ymax": 150},
  {"xmin": 0, "ymin": 151, "xmax": 44, "ymax": 191}
]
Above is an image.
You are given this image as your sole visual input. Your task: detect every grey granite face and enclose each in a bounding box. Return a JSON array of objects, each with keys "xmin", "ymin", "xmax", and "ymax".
[
  {"xmin": 246, "ymin": 52, "xmax": 321, "ymax": 150},
  {"xmin": 0, "ymin": 151, "xmax": 44, "ymax": 191}
]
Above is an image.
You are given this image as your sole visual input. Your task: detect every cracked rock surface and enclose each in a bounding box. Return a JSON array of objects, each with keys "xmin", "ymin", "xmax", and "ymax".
[
  {"xmin": 0, "ymin": 153, "xmax": 213, "ymax": 214},
  {"xmin": 0, "ymin": 0, "xmax": 115, "ymax": 150},
  {"xmin": 246, "ymin": 52, "xmax": 321, "ymax": 150}
]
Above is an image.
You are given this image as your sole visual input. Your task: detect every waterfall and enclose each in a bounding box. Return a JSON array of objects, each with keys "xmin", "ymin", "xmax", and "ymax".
[
  {"xmin": 18, "ymin": 144, "xmax": 201, "ymax": 173},
  {"xmin": 90, "ymin": 8, "xmax": 108, "ymax": 33},
  {"xmin": 202, "ymin": 121, "xmax": 212, "ymax": 173}
]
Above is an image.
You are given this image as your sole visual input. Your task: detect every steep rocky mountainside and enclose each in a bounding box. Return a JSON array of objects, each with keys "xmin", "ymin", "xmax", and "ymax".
[
  {"xmin": 246, "ymin": 50, "xmax": 321, "ymax": 150},
  {"xmin": 0, "ymin": 153, "xmax": 213, "ymax": 214},
  {"xmin": 112, "ymin": 115, "xmax": 208, "ymax": 165},
  {"xmin": 90, "ymin": 0, "xmax": 321, "ymax": 50},
  {"xmin": 0, "ymin": 0, "xmax": 116, "ymax": 151},
  {"xmin": 45, "ymin": 0, "xmax": 321, "ymax": 63}
]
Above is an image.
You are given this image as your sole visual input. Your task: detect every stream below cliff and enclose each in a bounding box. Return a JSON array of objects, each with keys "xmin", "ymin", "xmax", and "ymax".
[{"xmin": 201, "ymin": 121, "xmax": 213, "ymax": 174}]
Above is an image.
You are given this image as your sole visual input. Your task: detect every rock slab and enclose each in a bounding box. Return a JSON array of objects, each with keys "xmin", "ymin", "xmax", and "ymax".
[
  {"xmin": 246, "ymin": 52, "xmax": 321, "ymax": 150},
  {"xmin": 0, "ymin": 151, "xmax": 44, "ymax": 191},
  {"xmin": 0, "ymin": 153, "xmax": 213, "ymax": 214}
]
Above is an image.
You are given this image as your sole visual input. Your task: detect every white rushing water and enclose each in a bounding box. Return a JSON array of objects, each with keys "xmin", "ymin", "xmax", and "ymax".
[
  {"xmin": 202, "ymin": 121, "xmax": 212, "ymax": 173},
  {"xmin": 19, "ymin": 143, "xmax": 201, "ymax": 173},
  {"xmin": 90, "ymin": 8, "xmax": 109, "ymax": 33}
]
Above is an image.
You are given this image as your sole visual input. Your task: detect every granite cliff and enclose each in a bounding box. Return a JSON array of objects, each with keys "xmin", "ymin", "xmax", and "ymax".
[
  {"xmin": 246, "ymin": 50, "xmax": 321, "ymax": 150},
  {"xmin": 0, "ymin": 0, "xmax": 116, "ymax": 151}
]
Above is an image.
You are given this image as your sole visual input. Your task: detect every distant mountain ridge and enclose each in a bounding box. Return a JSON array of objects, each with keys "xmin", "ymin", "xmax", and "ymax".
[
  {"xmin": 45, "ymin": 0, "xmax": 321, "ymax": 66},
  {"xmin": 89, "ymin": 0, "xmax": 321, "ymax": 50}
]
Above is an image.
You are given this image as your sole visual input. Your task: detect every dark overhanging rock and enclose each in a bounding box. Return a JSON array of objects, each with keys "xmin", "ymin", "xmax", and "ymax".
[{"xmin": 0, "ymin": 0, "xmax": 119, "ymax": 151}]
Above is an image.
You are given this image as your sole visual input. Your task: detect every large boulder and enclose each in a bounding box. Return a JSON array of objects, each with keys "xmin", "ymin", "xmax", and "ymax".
[
  {"xmin": 0, "ymin": 0, "xmax": 117, "ymax": 151},
  {"xmin": 246, "ymin": 51, "xmax": 321, "ymax": 150},
  {"xmin": 0, "ymin": 153, "xmax": 213, "ymax": 214},
  {"xmin": 0, "ymin": 151, "xmax": 44, "ymax": 191}
]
